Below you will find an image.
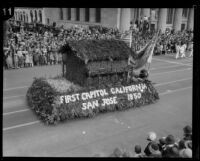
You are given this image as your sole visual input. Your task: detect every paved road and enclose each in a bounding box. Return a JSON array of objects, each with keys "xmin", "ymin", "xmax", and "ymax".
[{"xmin": 3, "ymin": 55, "xmax": 193, "ymax": 157}]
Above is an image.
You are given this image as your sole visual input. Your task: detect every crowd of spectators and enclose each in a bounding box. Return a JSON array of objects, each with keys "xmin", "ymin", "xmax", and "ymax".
[
  {"xmin": 93, "ymin": 125, "xmax": 192, "ymax": 158},
  {"xmin": 3, "ymin": 21, "xmax": 121, "ymax": 70},
  {"xmin": 153, "ymin": 29, "xmax": 193, "ymax": 58},
  {"xmin": 3, "ymin": 19, "xmax": 193, "ymax": 70}
]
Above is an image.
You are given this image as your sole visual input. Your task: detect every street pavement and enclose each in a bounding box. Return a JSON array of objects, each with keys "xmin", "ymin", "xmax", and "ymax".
[{"xmin": 3, "ymin": 54, "xmax": 192, "ymax": 157}]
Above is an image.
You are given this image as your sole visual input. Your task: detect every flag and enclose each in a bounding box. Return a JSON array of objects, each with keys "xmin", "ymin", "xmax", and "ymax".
[{"xmin": 128, "ymin": 31, "xmax": 159, "ymax": 70}]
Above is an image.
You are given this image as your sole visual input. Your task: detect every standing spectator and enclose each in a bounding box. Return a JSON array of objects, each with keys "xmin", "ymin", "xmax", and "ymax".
[
  {"xmin": 180, "ymin": 42, "xmax": 186, "ymax": 58},
  {"xmin": 175, "ymin": 42, "xmax": 181, "ymax": 59},
  {"xmin": 182, "ymin": 148, "xmax": 192, "ymax": 158},
  {"xmin": 6, "ymin": 51, "xmax": 13, "ymax": 69},
  {"xmin": 17, "ymin": 47, "xmax": 24, "ymax": 68},
  {"xmin": 25, "ymin": 52, "xmax": 30, "ymax": 67},
  {"xmin": 187, "ymin": 42, "xmax": 193, "ymax": 57},
  {"xmin": 49, "ymin": 50, "xmax": 54, "ymax": 65},
  {"xmin": 29, "ymin": 52, "xmax": 34, "ymax": 67},
  {"xmin": 13, "ymin": 49, "xmax": 19, "ymax": 69},
  {"xmin": 33, "ymin": 50, "xmax": 39, "ymax": 66}
]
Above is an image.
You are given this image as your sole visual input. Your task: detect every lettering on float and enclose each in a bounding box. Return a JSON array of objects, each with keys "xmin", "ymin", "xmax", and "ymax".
[{"xmin": 59, "ymin": 83, "xmax": 147, "ymax": 110}]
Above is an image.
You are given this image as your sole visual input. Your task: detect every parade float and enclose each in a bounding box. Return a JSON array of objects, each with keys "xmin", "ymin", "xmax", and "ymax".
[{"xmin": 26, "ymin": 35, "xmax": 159, "ymax": 125}]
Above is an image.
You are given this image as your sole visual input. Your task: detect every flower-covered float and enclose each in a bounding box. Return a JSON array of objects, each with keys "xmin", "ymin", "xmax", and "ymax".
[{"xmin": 26, "ymin": 37, "xmax": 159, "ymax": 125}]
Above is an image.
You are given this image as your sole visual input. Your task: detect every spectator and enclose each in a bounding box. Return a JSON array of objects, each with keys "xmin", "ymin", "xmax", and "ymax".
[
  {"xmin": 148, "ymin": 142, "xmax": 162, "ymax": 158},
  {"xmin": 180, "ymin": 42, "xmax": 186, "ymax": 58},
  {"xmin": 158, "ymin": 137, "xmax": 167, "ymax": 153},
  {"xmin": 182, "ymin": 148, "xmax": 192, "ymax": 158},
  {"xmin": 162, "ymin": 134, "xmax": 177, "ymax": 157},
  {"xmin": 187, "ymin": 42, "xmax": 193, "ymax": 57},
  {"xmin": 178, "ymin": 139, "xmax": 186, "ymax": 157},
  {"xmin": 144, "ymin": 131, "xmax": 157, "ymax": 156},
  {"xmin": 175, "ymin": 42, "xmax": 181, "ymax": 59},
  {"xmin": 133, "ymin": 145, "xmax": 143, "ymax": 158},
  {"xmin": 183, "ymin": 125, "xmax": 192, "ymax": 141}
]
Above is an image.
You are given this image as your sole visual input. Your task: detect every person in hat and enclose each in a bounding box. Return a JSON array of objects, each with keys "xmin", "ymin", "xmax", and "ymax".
[
  {"xmin": 178, "ymin": 139, "xmax": 186, "ymax": 157},
  {"xmin": 148, "ymin": 142, "xmax": 162, "ymax": 158},
  {"xmin": 183, "ymin": 125, "xmax": 192, "ymax": 141},
  {"xmin": 144, "ymin": 132, "xmax": 157, "ymax": 156},
  {"xmin": 162, "ymin": 134, "xmax": 176, "ymax": 157},
  {"xmin": 133, "ymin": 145, "xmax": 143, "ymax": 158},
  {"xmin": 139, "ymin": 69, "xmax": 149, "ymax": 80},
  {"xmin": 158, "ymin": 137, "xmax": 167, "ymax": 153}
]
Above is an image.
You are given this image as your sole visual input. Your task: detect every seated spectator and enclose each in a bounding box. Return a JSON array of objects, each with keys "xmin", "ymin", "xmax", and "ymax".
[
  {"xmin": 144, "ymin": 131, "xmax": 157, "ymax": 156},
  {"xmin": 162, "ymin": 134, "xmax": 177, "ymax": 157},
  {"xmin": 181, "ymin": 148, "xmax": 192, "ymax": 158},
  {"xmin": 178, "ymin": 139, "xmax": 186, "ymax": 157},
  {"xmin": 148, "ymin": 142, "xmax": 162, "ymax": 158},
  {"xmin": 158, "ymin": 137, "xmax": 166, "ymax": 153},
  {"xmin": 133, "ymin": 145, "xmax": 143, "ymax": 158},
  {"xmin": 183, "ymin": 125, "xmax": 192, "ymax": 141},
  {"xmin": 184, "ymin": 140, "xmax": 192, "ymax": 150}
]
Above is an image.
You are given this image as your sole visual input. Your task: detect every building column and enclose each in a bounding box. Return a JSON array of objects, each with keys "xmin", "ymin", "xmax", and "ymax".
[
  {"xmin": 117, "ymin": 8, "xmax": 121, "ymax": 29},
  {"xmin": 187, "ymin": 8, "xmax": 194, "ymax": 30},
  {"xmin": 173, "ymin": 8, "xmax": 183, "ymax": 31},
  {"xmin": 42, "ymin": 8, "xmax": 46, "ymax": 24},
  {"xmin": 141, "ymin": 8, "xmax": 150, "ymax": 18},
  {"xmin": 89, "ymin": 8, "xmax": 96, "ymax": 23},
  {"xmin": 119, "ymin": 8, "xmax": 131, "ymax": 32},
  {"xmin": 80, "ymin": 8, "xmax": 85, "ymax": 22},
  {"xmin": 157, "ymin": 8, "xmax": 167, "ymax": 33}
]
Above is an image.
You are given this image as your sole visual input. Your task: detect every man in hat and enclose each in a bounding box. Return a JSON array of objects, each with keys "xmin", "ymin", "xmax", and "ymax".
[
  {"xmin": 158, "ymin": 137, "xmax": 167, "ymax": 153},
  {"xmin": 183, "ymin": 125, "xmax": 192, "ymax": 141},
  {"xmin": 162, "ymin": 134, "xmax": 177, "ymax": 157},
  {"xmin": 144, "ymin": 131, "xmax": 157, "ymax": 156},
  {"xmin": 148, "ymin": 142, "xmax": 162, "ymax": 158}
]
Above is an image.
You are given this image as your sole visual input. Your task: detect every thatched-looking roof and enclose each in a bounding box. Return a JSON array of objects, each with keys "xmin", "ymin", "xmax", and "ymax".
[{"xmin": 59, "ymin": 39, "xmax": 134, "ymax": 62}]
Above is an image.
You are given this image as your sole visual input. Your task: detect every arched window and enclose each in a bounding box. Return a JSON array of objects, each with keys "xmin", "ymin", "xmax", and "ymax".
[
  {"xmin": 39, "ymin": 10, "xmax": 42, "ymax": 23},
  {"xmin": 30, "ymin": 10, "xmax": 33, "ymax": 22},
  {"xmin": 35, "ymin": 10, "xmax": 37, "ymax": 22}
]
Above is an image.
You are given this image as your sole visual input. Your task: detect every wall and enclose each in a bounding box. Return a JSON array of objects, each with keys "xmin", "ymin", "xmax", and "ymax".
[{"xmin": 101, "ymin": 8, "xmax": 118, "ymax": 28}]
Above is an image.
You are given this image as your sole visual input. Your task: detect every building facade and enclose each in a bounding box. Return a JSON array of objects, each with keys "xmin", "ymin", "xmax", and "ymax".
[{"xmin": 13, "ymin": 8, "xmax": 194, "ymax": 33}]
